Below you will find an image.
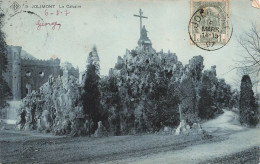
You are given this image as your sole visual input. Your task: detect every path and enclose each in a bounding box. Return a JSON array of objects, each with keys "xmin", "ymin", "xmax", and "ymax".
[
  {"xmin": 202, "ymin": 109, "xmax": 245, "ymax": 135},
  {"xmin": 112, "ymin": 109, "xmax": 260, "ymax": 164}
]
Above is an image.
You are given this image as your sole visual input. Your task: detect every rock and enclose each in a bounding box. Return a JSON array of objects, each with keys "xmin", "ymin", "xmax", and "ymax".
[
  {"xmin": 40, "ymin": 110, "xmax": 51, "ymax": 131},
  {"xmin": 192, "ymin": 123, "xmax": 202, "ymax": 130},
  {"xmin": 94, "ymin": 121, "xmax": 108, "ymax": 137},
  {"xmin": 175, "ymin": 127, "xmax": 180, "ymax": 135},
  {"xmin": 164, "ymin": 126, "xmax": 170, "ymax": 132},
  {"xmin": 175, "ymin": 120, "xmax": 203, "ymax": 135},
  {"xmin": 175, "ymin": 120, "xmax": 188, "ymax": 135}
]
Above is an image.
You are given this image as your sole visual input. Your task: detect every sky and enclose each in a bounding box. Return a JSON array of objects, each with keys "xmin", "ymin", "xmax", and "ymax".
[{"xmin": 1, "ymin": 0, "xmax": 260, "ymax": 89}]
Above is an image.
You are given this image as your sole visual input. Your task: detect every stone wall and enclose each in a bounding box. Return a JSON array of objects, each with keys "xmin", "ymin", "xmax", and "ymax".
[
  {"xmin": 3, "ymin": 46, "xmax": 22, "ymax": 100},
  {"xmin": 3, "ymin": 45, "xmax": 61, "ymax": 100},
  {"xmin": 20, "ymin": 58, "xmax": 60, "ymax": 98}
]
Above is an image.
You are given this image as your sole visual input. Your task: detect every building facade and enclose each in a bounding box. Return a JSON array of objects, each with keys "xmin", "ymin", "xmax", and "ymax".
[{"xmin": 3, "ymin": 46, "xmax": 78, "ymax": 100}]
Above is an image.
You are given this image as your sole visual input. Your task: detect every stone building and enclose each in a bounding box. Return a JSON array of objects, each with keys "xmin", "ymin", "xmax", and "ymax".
[{"xmin": 3, "ymin": 45, "xmax": 79, "ymax": 100}]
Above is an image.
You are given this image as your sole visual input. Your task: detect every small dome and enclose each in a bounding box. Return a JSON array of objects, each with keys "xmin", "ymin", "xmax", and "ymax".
[{"xmin": 51, "ymin": 54, "xmax": 57, "ymax": 59}]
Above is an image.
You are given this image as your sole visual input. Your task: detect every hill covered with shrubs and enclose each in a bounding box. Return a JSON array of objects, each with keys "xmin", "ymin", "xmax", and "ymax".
[{"xmin": 17, "ymin": 45, "xmax": 242, "ymax": 136}]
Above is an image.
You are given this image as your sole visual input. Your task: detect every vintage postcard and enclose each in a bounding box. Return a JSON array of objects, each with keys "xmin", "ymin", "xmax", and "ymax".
[{"xmin": 0, "ymin": 0, "xmax": 259, "ymax": 163}]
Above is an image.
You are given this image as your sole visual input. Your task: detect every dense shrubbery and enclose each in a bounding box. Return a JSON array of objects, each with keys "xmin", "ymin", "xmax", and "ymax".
[
  {"xmin": 101, "ymin": 47, "xmax": 234, "ymax": 134},
  {"xmin": 101, "ymin": 48, "xmax": 184, "ymax": 134},
  {"xmin": 18, "ymin": 46, "xmax": 238, "ymax": 135},
  {"xmin": 17, "ymin": 76, "xmax": 87, "ymax": 136}
]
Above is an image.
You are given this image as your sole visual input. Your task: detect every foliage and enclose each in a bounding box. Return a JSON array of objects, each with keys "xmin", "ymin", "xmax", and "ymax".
[
  {"xmin": 82, "ymin": 47, "xmax": 102, "ymax": 134},
  {"xmin": 0, "ymin": 13, "xmax": 11, "ymax": 108},
  {"xmin": 17, "ymin": 76, "xmax": 85, "ymax": 135},
  {"xmin": 145, "ymin": 80, "xmax": 179, "ymax": 131},
  {"xmin": 198, "ymin": 74, "xmax": 218, "ymax": 119},
  {"xmin": 106, "ymin": 49, "xmax": 199, "ymax": 133},
  {"xmin": 178, "ymin": 77, "xmax": 197, "ymax": 124},
  {"xmin": 18, "ymin": 45, "xmax": 239, "ymax": 136},
  {"xmin": 239, "ymin": 75, "xmax": 259, "ymax": 126},
  {"xmin": 215, "ymin": 79, "xmax": 232, "ymax": 108},
  {"xmin": 100, "ymin": 75, "xmax": 122, "ymax": 135},
  {"xmin": 230, "ymin": 89, "xmax": 239, "ymax": 109}
]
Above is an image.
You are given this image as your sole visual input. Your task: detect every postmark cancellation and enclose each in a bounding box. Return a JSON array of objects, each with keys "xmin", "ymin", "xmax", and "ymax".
[{"xmin": 189, "ymin": 0, "xmax": 231, "ymax": 51}]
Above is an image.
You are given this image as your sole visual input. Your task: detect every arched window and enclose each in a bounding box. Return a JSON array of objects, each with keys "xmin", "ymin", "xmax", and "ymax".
[
  {"xmin": 26, "ymin": 84, "xmax": 31, "ymax": 95},
  {"xmin": 39, "ymin": 71, "xmax": 44, "ymax": 77},
  {"xmin": 25, "ymin": 71, "xmax": 31, "ymax": 77}
]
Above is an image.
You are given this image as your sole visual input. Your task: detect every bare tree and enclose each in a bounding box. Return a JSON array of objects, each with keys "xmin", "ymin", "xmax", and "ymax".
[{"xmin": 236, "ymin": 23, "xmax": 260, "ymax": 87}]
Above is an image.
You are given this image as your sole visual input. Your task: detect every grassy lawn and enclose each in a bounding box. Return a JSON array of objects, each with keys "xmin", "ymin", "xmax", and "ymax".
[{"xmin": 0, "ymin": 129, "xmax": 222, "ymax": 163}]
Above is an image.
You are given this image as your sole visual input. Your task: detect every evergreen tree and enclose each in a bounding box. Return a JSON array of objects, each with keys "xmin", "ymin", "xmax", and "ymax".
[
  {"xmin": 0, "ymin": 13, "xmax": 11, "ymax": 108},
  {"xmin": 101, "ymin": 74, "xmax": 122, "ymax": 135},
  {"xmin": 239, "ymin": 75, "xmax": 259, "ymax": 126},
  {"xmin": 108, "ymin": 76, "xmax": 122, "ymax": 135},
  {"xmin": 146, "ymin": 73, "xmax": 179, "ymax": 131},
  {"xmin": 216, "ymin": 79, "xmax": 232, "ymax": 108},
  {"xmin": 82, "ymin": 47, "xmax": 102, "ymax": 134},
  {"xmin": 178, "ymin": 77, "xmax": 197, "ymax": 123},
  {"xmin": 198, "ymin": 75, "xmax": 216, "ymax": 119}
]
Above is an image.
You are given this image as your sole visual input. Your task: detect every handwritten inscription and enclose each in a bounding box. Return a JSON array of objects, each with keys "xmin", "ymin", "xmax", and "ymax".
[
  {"xmin": 30, "ymin": 4, "xmax": 81, "ymax": 31},
  {"xmin": 45, "ymin": 9, "xmax": 70, "ymax": 16},
  {"xmin": 36, "ymin": 20, "xmax": 61, "ymax": 30}
]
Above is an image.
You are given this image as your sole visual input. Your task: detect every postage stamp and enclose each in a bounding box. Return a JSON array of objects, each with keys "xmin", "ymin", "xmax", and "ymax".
[{"xmin": 189, "ymin": 0, "xmax": 232, "ymax": 51}]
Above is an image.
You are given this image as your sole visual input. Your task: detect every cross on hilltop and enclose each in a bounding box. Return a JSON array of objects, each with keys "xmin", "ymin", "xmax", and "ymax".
[
  {"xmin": 133, "ymin": 9, "xmax": 154, "ymax": 53},
  {"xmin": 134, "ymin": 9, "xmax": 148, "ymax": 36}
]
